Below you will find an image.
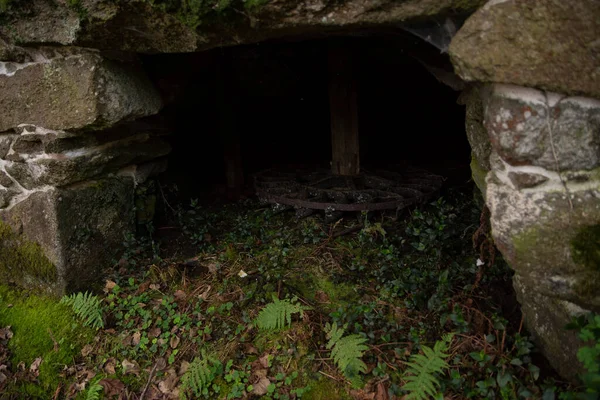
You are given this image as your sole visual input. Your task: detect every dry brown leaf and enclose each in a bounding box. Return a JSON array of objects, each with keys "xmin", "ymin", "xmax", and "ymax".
[
  {"xmin": 132, "ymin": 331, "xmax": 141, "ymax": 346},
  {"xmin": 104, "ymin": 358, "xmax": 117, "ymax": 375},
  {"xmin": 375, "ymin": 382, "xmax": 390, "ymax": 400},
  {"xmin": 158, "ymin": 368, "xmax": 179, "ymax": 394},
  {"xmin": 0, "ymin": 327, "xmax": 13, "ymax": 340},
  {"xmin": 252, "ymin": 377, "xmax": 271, "ymax": 396},
  {"xmin": 104, "ymin": 280, "xmax": 117, "ymax": 293},
  {"xmin": 156, "ymin": 357, "xmax": 167, "ymax": 371},
  {"xmin": 253, "ymin": 369, "xmax": 268, "ymax": 379},
  {"xmin": 99, "ymin": 378, "xmax": 125, "ymax": 398},
  {"xmin": 30, "ymin": 358, "xmax": 42, "ymax": 375},
  {"xmin": 169, "ymin": 335, "xmax": 180, "ymax": 349},
  {"xmin": 258, "ymin": 354, "xmax": 270, "ymax": 369},
  {"xmin": 198, "ymin": 286, "xmax": 211, "ymax": 301},
  {"xmin": 81, "ymin": 344, "xmax": 94, "ymax": 357},
  {"xmin": 174, "ymin": 290, "xmax": 187, "ymax": 301},
  {"xmin": 243, "ymin": 343, "xmax": 258, "ymax": 355},
  {"xmin": 315, "ymin": 290, "xmax": 330, "ymax": 303},
  {"xmin": 122, "ymin": 359, "xmax": 140, "ymax": 376},
  {"xmin": 148, "ymin": 327, "xmax": 161, "ymax": 338},
  {"xmin": 178, "ymin": 361, "xmax": 190, "ymax": 376}
]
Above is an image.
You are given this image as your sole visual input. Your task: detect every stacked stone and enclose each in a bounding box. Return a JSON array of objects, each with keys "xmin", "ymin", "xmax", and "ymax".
[
  {"xmin": 450, "ymin": 0, "xmax": 600, "ymax": 380},
  {"xmin": 0, "ymin": 47, "xmax": 170, "ymax": 293}
]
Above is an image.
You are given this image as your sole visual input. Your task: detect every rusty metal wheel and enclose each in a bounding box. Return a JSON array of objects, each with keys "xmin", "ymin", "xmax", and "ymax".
[{"xmin": 254, "ymin": 166, "xmax": 444, "ymax": 212}]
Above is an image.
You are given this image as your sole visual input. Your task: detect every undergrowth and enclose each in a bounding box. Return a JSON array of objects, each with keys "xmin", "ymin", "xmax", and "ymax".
[{"xmin": 0, "ymin": 188, "xmax": 593, "ymax": 399}]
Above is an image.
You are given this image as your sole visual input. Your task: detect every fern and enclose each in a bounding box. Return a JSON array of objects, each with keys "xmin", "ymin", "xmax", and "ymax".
[
  {"xmin": 255, "ymin": 296, "xmax": 307, "ymax": 331},
  {"xmin": 60, "ymin": 291, "xmax": 104, "ymax": 329},
  {"xmin": 325, "ymin": 323, "xmax": 368, "ymax": 379},
  {"xmin": 85, "ymin": 379, "xmax": 103, "ymax": 400},
  {"xmin": 180, "ymin": 353, "xmax": 223, "ymax": 399},
  {"xmin": 401, "ymin": 333, "xmax": 454, "ymax": 400}
]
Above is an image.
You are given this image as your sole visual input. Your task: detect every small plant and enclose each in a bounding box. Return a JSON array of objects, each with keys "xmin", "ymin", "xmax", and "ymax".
[
  {"xmin": 255, "ymin": 297, "xmax": 307, "ymax": 331},
  {"xmin": 85, "ymin": 378, "xmax": 103, "ymax": 400},
  {"xmin": 180, "ymin": 353, "xmax": 223, "ymax": 399},
  {"xmin": 325, "ymin": 322, "xmax": 368, "ymax": 379},
  {"xmin": 401, "ymin": 333, "xmax": 454, "ymax": 400},
  {"xmin": 60, "ymin": 291, "xmax": 104, "ymax": 329}
]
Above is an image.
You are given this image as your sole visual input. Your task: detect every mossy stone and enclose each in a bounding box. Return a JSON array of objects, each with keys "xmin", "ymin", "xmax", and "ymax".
[{"xmin": 571, "ymin": 225, "xmax": 600, "ymax": 271}]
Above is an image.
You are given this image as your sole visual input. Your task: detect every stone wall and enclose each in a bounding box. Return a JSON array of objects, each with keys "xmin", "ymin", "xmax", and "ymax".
[
  {"xmin": 0, "ymin": 47, "xmax": 170, "ymax": 293},
  {"xmin": 0, "ymin": 0, "xmax": 598, "ymax": 383},
  {"xmin": 451, "ymin": 0, "xmax": 600, "ymax": 381}
]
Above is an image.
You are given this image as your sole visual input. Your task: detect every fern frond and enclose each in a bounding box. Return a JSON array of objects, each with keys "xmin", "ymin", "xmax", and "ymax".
[
  {"xmin": 255, "ymin": 297, "xmax": 307, "ymax": 331},
  {"xmin": 60, "ymin": 291, "xmax": 104, "ymax": 329},
  {"xmin": 180, "ymin": 354, "xmax": 222, "ymax": 399},
  {"xmin": 85, "ymin": 379, "xmax": 103, "ymax": 400},
  {"xmin": 325, "ymin": 323, "xmax": 368, "ymax": 378},
  {"xmin": 401, "ymin": 333, "xmax": 454, "ymax": 400}
]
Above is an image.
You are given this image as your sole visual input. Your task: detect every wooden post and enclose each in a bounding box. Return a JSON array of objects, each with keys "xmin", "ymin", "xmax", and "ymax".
[
  {"xmin": 215, "ymin": 52, "xmax": 244, "ymax": 197},
  {"xmin": 328, "ymin": 41, "xmax": 360, "ymax": 176}
]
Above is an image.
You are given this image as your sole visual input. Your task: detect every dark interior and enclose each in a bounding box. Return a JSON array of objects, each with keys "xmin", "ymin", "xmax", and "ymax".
[{"xmin": 140, "ymin": 33, "xmax": 471, "ymax": 200}]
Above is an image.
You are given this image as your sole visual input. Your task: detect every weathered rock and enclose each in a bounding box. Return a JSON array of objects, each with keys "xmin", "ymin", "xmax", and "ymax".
[
  {"xmin": 1, "ymin": 0, "xmax": 486, "ymax": 53},
  {"xmin": 484, "ymin": 84, "xmax": 600, "ymax": 171},
  {"xmin": 449, "ymin": 0, "xmax": 600, "ymax": 99},
  {"xmin": 507, "ymin": 171, "xmax": 548, "ymax": 189},
  {"xmin": 459, "ymin": 85, "xmax": 491, "ymax": 170},
  {"xmin": 0, "ymin": 176, "xmax": 135, "ymax": 293},
  {"xmin": 0, "ymin": 50, "xmax": 162, "ymax": 132},
  {"xmin": 5, "ymin": 132, "xmax": 170, "ymax": 190},
  {"xmin": 514, "ymin": 276, "xmax": 586, "ymax": 381}
]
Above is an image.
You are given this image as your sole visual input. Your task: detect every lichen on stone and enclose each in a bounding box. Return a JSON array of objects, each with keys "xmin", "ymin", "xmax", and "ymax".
[{"xmin": 0, "ymin": 220, "xmax": 57, "ymax": 288}]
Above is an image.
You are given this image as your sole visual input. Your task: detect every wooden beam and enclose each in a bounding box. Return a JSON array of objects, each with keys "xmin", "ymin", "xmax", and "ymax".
[{"xmin": 328, "ymin": 41, "xmax": 360, "ymax": 176}]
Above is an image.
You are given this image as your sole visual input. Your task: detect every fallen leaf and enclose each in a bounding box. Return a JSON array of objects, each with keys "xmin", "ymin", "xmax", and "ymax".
[
  {"xmin": 149, "ymin": 283, "xmax": 160, "ymax": 291},
  {"xmin": 174, "ymin": 290, "xmax": 187, "ymax": 301},
  {"xmin": 243, "ymin": 343, "xmax": 258, "ymax": 355},
  {"xmin": 178, "ymin": 361, "xmax": 190, "ymax": 376},
  {"xmin": 81, "ymin": 344, "xmax": 94, "ymax": 357},
  {"xmin": 198, "ymin": 286, "xmax": 211, "ymax": 301},
  {"xmin": 30, "ymin": 358, "xmax": 42, "ymax": 375},
  {"xmin": 122, "ymin": 359, "xmax": 140, "ymax": 375},
  {"xmin": 0, "ymin": 326, "xmax": 13, "ymax": 340},
  {"xmin": 375, "ymin": 382, "xmax": 390, "ymax": 400},
  {"xmin": 135, "ymin": 281, "xmax": 150, "ymax": 294},
  {"xmin": 104, "ymin": 280, "xmax": 117, "ymax": 293},
  {"xmin": 104, "ymin": 358, "xmax": 117, "ymax": 375},
  {"xmin": 252, "ymin": 377, "xmax": 271, "ymax": 396},
  {"xmin": 156, "ymin": 357, "xmax": 167, "ymax": 372},
  {"xmin": 253, "ymin": 369, "xmax": 268, "ymax": 379},
  {"xmin": 169, "ymin": 335, "xmax": 180, "ymax": 349},
  {"xmin": 99, "ymin": 378, "xmax": 125, "ymax": 397},
  {"xmin": 258, "ymin": 354, "xmax": 270, "ymax": 369},
  {"xmin": 158, "ymin": 368, "xmax": 178, "ymax": 394},
  {"xmin": 148, "ymin": 327, "xmax": 161, "ymax": 338},
  {"xmin": 315, "ymin": 290, "xmax": 330, "ymax": 303},
  {"xmin": 132, "ymin": 331, "xmax": 141, "ymax": 346}
]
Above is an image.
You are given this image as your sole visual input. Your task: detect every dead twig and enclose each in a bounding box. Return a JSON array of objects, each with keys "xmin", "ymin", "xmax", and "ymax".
[{"xmin": 139, "ymin": 362, "xmax": 158, "ymax": 400}]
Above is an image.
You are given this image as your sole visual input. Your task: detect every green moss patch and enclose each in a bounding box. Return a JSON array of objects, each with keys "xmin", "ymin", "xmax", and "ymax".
[
  {"xmin": 0, "ymin": 221, "xmax": 57, "ymax": 288},
  {"xmin": 571, "ymin": 225, "xmax": 600, "ymax": 271},
  {"xmin": 0, "ymin": 285, "xmax": 93, "ymax": 397}
]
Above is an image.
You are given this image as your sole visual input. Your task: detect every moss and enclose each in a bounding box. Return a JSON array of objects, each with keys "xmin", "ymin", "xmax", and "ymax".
[
  {"xmin": 450, "ymin": 0, "xmax": 487, "ymax": 12},
  {"xmin": 0, "ymin": 285, "xmax": 94, "ymax": 397},
  {"xmin": 570, "ymin": 225, "xmax": 600, "ymax": 270},
  {"xmin": 0, "ymin": 220, "xmax": 57, "ymax": 288},
  {"xmin": 145, "ymin": 0, "xmax": 265, "ymax": 29},
  {"xmin": 470, "ymin": 154, "xmax": 488, "ymax": 198},
  {"xmin": 303, "ymin": 377, "xmax": 353, "ymax": 400},
  {"xmin": 512, "ymin": 227, "xmax": 540, "ymax": 256}
]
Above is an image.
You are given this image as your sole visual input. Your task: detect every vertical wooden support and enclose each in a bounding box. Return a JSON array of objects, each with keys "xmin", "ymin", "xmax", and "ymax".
[
  {"xmin": 328, "ymin": 41, "xmax": 360, "ymax": 176},
  {"xmin": 215, "ymin": 51, "xmax": 244, "ymax": 197}
]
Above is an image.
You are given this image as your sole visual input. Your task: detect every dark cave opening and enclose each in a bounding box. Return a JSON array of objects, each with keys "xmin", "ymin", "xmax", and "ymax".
[{"xmin": 140, "ymin": 33, "xmax": 471, "ymax": 202}]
